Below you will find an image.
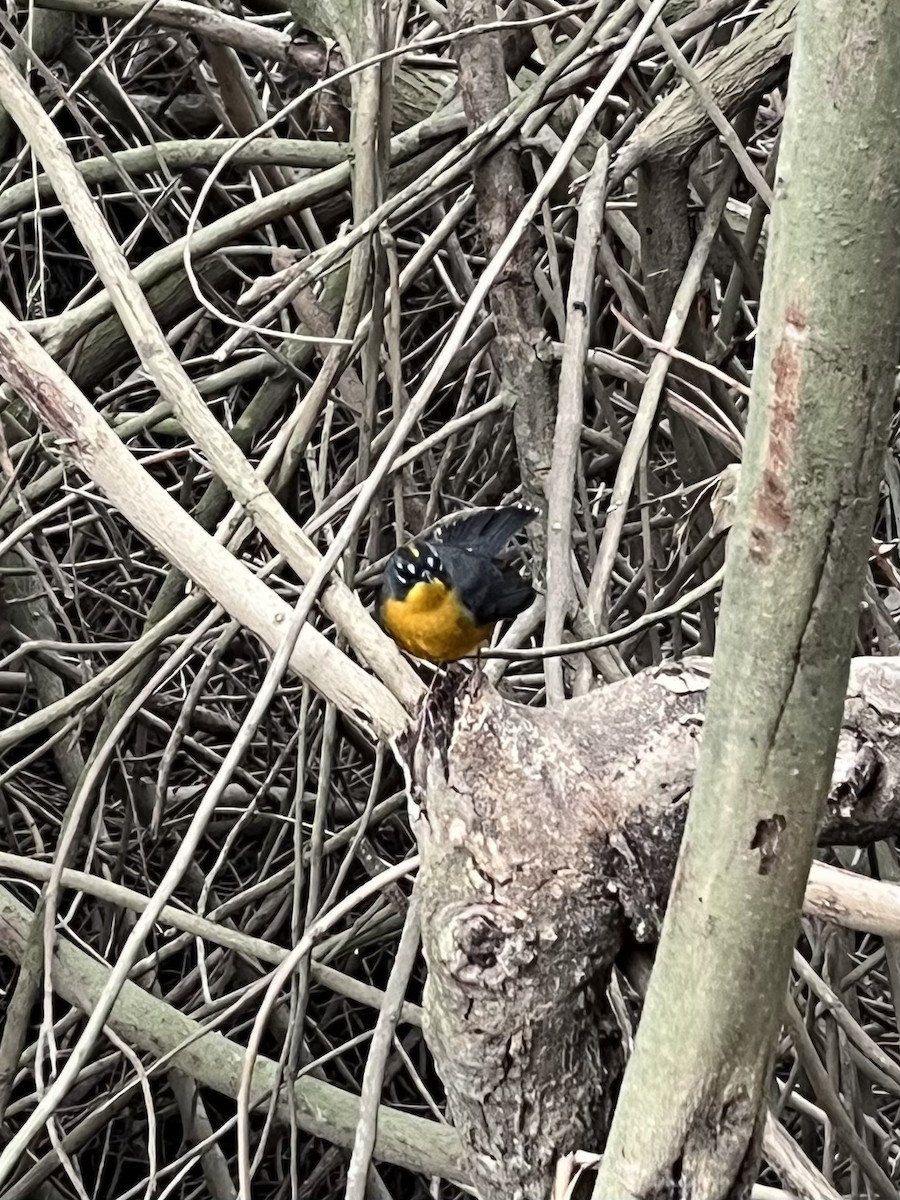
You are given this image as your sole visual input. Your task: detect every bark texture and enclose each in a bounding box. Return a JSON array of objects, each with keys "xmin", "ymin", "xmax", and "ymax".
[
  {"xmin": 410, "ymin": 657, "xmax": 900, "ymax": 1199},
  {"xmin": 593, "ymin": 1, "xmax": 900, "ymax": 1196},
  {"xmin": 611, "ymin": 0, "xmax": 797, "ymax": 186},
  {"xmin": 285, "ymin": 0, "xmax": 453, "ymax": 131}
]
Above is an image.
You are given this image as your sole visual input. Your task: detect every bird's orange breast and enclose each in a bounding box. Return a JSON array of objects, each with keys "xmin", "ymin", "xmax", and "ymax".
[{"xmin": 381, "ymin": 580, "xmax": 492, "ymax": 662}]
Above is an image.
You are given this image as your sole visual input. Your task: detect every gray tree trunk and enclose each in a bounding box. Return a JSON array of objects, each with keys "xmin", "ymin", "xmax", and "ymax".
[
  {"xmin": 410, "ymin": 652, "xmax": 900, "ymax": 1199},
  {"xmin": 593, "ymin": 2, "xmax": 900, "ymax": 1198}
]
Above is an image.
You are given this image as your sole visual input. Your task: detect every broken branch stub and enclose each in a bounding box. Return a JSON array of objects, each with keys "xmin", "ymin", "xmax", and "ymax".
[
  {"xmin": 409, "ymin": 665, "xmax": 702, "ymax": 1200},
  {"xmin": 409, "ymin": 657, "xmax": 900, "ymax": 1199}
]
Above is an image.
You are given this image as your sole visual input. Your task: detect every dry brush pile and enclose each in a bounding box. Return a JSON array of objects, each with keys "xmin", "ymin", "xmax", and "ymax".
[{"xmin": 2, "ymin": 0, "xmax": 900, "ymax": 1197}]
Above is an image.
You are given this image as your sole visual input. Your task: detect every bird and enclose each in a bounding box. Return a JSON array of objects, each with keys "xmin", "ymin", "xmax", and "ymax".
[{"xmin": 377, "ymin": 504, "xmax": 539, "ymax": 663}]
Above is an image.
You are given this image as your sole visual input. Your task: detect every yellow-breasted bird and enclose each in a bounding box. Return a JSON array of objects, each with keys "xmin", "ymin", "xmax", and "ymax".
[{"xmin": 378, "ymin": 504, "xmax": 538, "ymax": 663}]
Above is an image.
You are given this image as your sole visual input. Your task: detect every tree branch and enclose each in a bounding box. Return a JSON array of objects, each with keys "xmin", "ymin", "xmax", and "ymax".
[
  {"xmin": 0, "ymin": 883, "xmax": 464, "ymax": 1188},
  {"xmin": 410, "ymin": 655, "xmax": 900, "ymax": 1198}
]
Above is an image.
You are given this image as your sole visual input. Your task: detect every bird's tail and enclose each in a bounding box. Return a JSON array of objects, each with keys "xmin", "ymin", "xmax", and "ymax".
[{"xmin": 434, "ymin": 503, "xmax": 539, "ymax": 557}]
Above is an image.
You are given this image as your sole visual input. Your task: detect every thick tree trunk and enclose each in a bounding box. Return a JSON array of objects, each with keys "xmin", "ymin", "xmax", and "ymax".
[
  {"xmin": 410, "ymin": 656, "xmax": 900, "ymax": 1199},
  {"xmin": 593, "ymin": 3, "xmax": 900, "ymax": 1198}
]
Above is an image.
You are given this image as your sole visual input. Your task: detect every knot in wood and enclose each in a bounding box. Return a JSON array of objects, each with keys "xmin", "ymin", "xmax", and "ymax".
[{"xmin": 442, "ymin": 905, "xmax": 538, "ymax": 987}]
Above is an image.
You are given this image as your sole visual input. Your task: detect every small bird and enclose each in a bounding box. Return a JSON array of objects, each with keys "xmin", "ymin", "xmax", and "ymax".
[{"xmin": 378, "ymin": 504, "xmax": 538, "ymax": 663}]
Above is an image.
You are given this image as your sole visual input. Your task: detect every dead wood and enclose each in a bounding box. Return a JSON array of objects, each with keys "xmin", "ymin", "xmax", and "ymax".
[
  {"xmin": 611, "ymin": 0, "xmax": 797, "ymax": 186},
  {"xmin": 409, "ymin": 655, "xmax": 900, "ymax": 1199}
]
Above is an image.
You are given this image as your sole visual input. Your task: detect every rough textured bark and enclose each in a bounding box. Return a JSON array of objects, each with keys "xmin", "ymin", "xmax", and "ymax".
[
  {"xmin": 593, "ymin": 2, "xmax": 900, "ymax": 1197},
  {"xmin": 4, "ymin": 657, "xmax": 900, "ymax": 1195},
  {"xmin": 410, "ymin": 657, "xmax": 900, "ymax": 1199}
]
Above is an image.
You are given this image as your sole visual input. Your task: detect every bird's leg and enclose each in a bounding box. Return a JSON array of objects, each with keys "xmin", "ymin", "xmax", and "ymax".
[{"xmin": 472, "ymin": 646, "xmax": 485, "ymax": 685}]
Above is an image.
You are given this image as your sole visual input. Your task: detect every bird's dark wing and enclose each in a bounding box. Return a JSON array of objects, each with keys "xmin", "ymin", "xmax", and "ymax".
[
  {"xmin": 437, "ymin": 547, "xmax": 535, "ymax": 625},
  {"xmin": 434, "ymin": 504, "xmax": 538, "ymax": 557},
  {"xmin": 480, "ymin": 572, "xmax": 535, "ymax": 621}
]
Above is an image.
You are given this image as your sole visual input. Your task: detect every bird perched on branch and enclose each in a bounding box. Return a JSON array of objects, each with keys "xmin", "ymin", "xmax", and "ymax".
[{"xmin": 378, "ymin": 504, "xmax": 538, "ymax": 663}]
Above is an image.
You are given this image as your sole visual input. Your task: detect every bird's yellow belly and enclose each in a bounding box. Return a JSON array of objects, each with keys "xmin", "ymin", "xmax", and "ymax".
[{"xmin": 382, "ymin": 582, "xmax": 492, "ymax": 662}]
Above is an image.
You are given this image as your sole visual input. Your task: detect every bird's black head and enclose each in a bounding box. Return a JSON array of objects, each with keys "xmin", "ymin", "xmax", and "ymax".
[{"xmin": 381, "ymin": 540, "xmax": 447, "ymax": 600}]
